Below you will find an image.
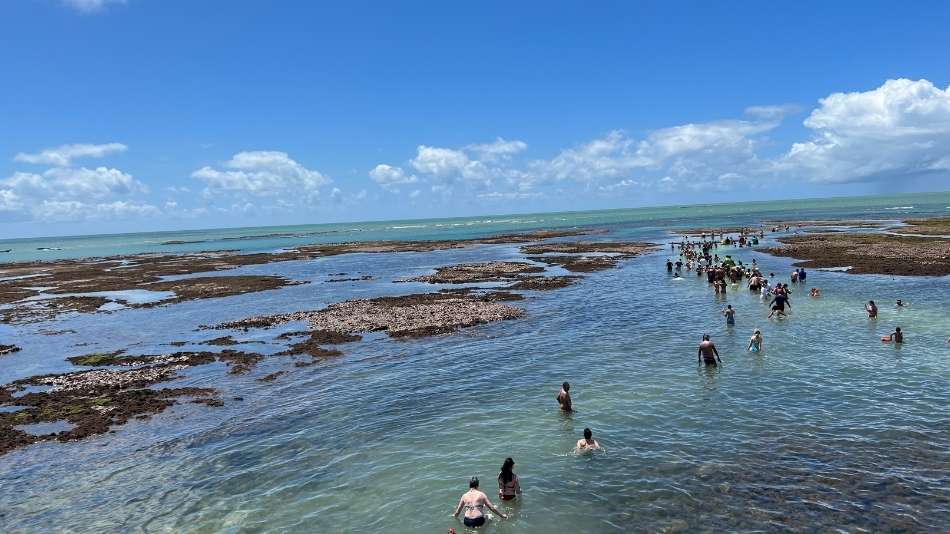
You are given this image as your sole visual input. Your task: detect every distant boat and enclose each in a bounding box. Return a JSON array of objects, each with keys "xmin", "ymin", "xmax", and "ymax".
[
  {"xmin": 0, "ymin": 249, "xmax": 10, "ymax": 253},
  {"xmin": 36, "ymin": 247, "xmax": 63, "ymax": 251}
]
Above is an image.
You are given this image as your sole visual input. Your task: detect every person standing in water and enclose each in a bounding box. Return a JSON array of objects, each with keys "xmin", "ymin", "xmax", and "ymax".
[
  {"xmin": 452, "ymin": 477, "xmax": 508, "ymax": 527},
  {"xmin": 885, "ymin": 327, "xmax": 904, "ymax": 343},
  {"xmin": 768, "ymin": 292, "xmax": 791, "ymax": 319},
  {"xmin": 748, "ymin": 329, "xmax": 763, "ymax": 352},
  {"xmin": 576, "ymin": 427, "xmax": 603, "ymax": 452},
  {"xmin": 497, "ymin": 458, "xmax": 522, "ymax": 501},
  {"xmin": 866, "ymin": 300, "xmax": 878, "ymax": 319},
  {"xmin": 723, "ymin": 305, "xmax": 736, "ymax": 327},
  {"xmin": 698, "ymin": 335, "xmax": 722, "ymax": 366},
  {"xmin": 556, "ymin": 382, "xmax": 573, "ymax": 412}
]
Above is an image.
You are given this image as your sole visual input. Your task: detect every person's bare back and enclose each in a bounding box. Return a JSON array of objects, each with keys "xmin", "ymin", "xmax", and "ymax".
[{"xmin": 556, "ymin": 381, "xmax": 573, "ymax": 411}]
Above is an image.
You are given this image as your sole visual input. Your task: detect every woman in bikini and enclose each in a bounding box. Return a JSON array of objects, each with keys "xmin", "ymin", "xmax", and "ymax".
[
  {"xmin": 497, "ymin": 458, "xmax": 522, "ymax": 501},
  {"xmin": 452, "ymin": 477, "xmax": 507, "ymax": 528}
]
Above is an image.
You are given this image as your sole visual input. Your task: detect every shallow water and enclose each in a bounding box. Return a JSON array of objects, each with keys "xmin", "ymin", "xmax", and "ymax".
[{"xmin": 1, "ymin": 197, "xmax": 950, "ymax": 532}]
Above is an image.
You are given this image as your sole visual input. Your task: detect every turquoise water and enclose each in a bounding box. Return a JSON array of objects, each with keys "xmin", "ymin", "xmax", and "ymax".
[
  {"xmin": 2, "ymin": 191, "xmax": 949, "ymax": 263},
  {"xmin": 1, "ymin": 193, "xmax": 949, "ymax": 532}
]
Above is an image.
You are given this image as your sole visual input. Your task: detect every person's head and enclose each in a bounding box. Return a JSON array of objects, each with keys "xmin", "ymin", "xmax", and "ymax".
[
  {"xmin": 469, "ymin": 477, "xmax": 479, "ymax": 489},
  {"xmin": 499, "ymin": 457, "xmax": 515, "ymax": 482},
  {"xmin": 869, "ymin": 300, "xmax": 875, "ymax": 306},
  {"xmin": 703, "ymin": 334, "xmax": 710, "ymax": 341},
  {"xmin": 727, "ymin": 305, "xmax": 732, "ymax": 309},
  {"xmin": 897, "ymin": 299, "xmax": 903, "ymax": 305},
  {"xmin": 583, "ymin": 428, "xmax": 592, "ymax": 440},
  {"xmin": 562, "ymin": 381, "xmax": 570, "ymax": 391},
  {"xmin": 754, "ymin": 329, "xmax": 761, "ymax": 336},
  {"xmin": 895, "ymin": 327, "xmax": 902, "ymax": 333}
]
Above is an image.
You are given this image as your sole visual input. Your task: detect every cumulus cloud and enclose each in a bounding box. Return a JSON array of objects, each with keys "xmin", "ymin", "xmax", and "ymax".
[
  {"xmin": 193, "ymin": 150, "xmax": 330, "ymax": 198},
  {"xmin": 61, "ymin": 0, "xmax": 126, "ymax": 13},
  {"xmin": 535, "ymin": 130, "xmax": 645, "ymax": 183},
  {"xmin": 15, "ymin": 142, "xmax": 127, "ymax": 167},
  {"xmin": 2, "ymin": 142, "xmax": 160, "ymax": 223},
  {"xmin": 781, "ymin": 78, "xmax": 950, "ymax": 183},
  {"xmin": 466, "ymin": 137, "xmax": 528, "ymax": 162},
  {"xmin": 3, "ymin": 167, "xmax": 146, "ymax": 200},
  {"xmin": 369, "ymin": 164, "xmax": 418, "ymax": 191}
]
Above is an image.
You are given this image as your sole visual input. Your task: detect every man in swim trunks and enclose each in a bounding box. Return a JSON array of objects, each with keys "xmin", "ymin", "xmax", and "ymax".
[
  {"xmin": 866, "ymin": 300, "xmax": 878, "ymax": 318},
  {"xmin": 556, "ymin": 382, "xmax": 573, "ymax": 412},
  {"xmin": 723, "ymin": 305, "xmax": 736, "ymax": 326},
  {"xmin": 666, "ymin": 259, "xmax": 673, "ymax": 272},
  {"xmin": 698, "ymin": 335, "xmax": 721, "ymax": 366}
]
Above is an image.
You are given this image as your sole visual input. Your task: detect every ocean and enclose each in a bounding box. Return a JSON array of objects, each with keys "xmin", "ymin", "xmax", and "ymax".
[{"xmin": 1, "ymin": 192, "xmax": 949, "ymax": 532}]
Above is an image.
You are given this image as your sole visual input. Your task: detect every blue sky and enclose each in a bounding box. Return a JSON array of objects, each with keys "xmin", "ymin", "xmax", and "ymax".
[{"xmin": 2, "ymin": 1, "xmax": 950, "ymax": 237}]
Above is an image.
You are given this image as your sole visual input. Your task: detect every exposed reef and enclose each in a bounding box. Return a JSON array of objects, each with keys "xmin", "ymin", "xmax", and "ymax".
[
  {"xmin": 519, "ymin": 241, "xmax": 656, "ymax": 273},
  {"xmin": 406, "ymin": 261, "xmax": 544, "ymax": 284},
  {"xmin": 215, "ymin": 291, "xmax": 526, "ymax": 338},
  {"xmin": 763, "ymin": 232, "xmax": 950, "ymax": 276},
  {"xmin": 0, "ymin": 229, "xmax": 588, "ymax": 324}
]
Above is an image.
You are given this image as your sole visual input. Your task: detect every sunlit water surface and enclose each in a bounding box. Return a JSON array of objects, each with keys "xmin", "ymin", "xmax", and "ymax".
[{"xmin": 1, "ymin": 196, "xmax": 949, "ymax": 532}]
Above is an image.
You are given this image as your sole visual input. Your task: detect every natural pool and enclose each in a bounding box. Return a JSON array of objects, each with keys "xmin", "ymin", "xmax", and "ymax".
[{"xmin": 1, "ymin": 230, "xmax": 948, "ymax": 532}]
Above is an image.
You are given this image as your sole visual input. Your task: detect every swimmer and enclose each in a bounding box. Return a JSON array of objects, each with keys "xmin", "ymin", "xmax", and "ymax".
[
  {"xmin": 798, "ymin": 268, "xmax": 807, "ymax": 283},
  {"xmin": 790, "ymin": 270, "xmax": 798, "ymax": 283},
  {"xmin": 666, "ymin": 259, "xmax": 673, "ymax": 272},
  {"xmin": 673, "ymin": 271, "xmax": 682, "ymax": 280},
  {"xmin": 866, "ymin": 300, "xmax": 878, "ymax": 319},
  {"xmin": 576, "ymin": 427, "xmax": 604, "ymax": 452},
  {"xmin": 452, "ymin": 477, "xmax": 508, "ymax": 527},
  {"xmin": 698, "ymin": 334, "xmax": 722, "ymax": 365},
  {"xmin": 896, "ymin": 299, "xmax": 907, "ymax": 308},
  {"xmin": 723, "ymin": 305, "xmax": 736, "ymax": 326},
  {"xmin": 556, "ymin": 382, "xmax": 573, "ymax": 412},
  {"xmin": 810, "ymin": 287, "xmax": 821, "ymax": 297},
  {"xmin": 497, "ymin": 458, "xmax": 522, "ymax": 501},
  {"xmin": 748, "ymin": 329, "xmax": 763, "ymax": 352}
]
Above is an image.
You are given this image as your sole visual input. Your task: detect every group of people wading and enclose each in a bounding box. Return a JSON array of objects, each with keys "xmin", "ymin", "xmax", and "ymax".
[
  {"xmin": 450, "ymin": 224, "xmax": 921, "ymax": 530},
  {"xmin": 449, "ymin": 381, "xmax": 602, "ymax": 530}
]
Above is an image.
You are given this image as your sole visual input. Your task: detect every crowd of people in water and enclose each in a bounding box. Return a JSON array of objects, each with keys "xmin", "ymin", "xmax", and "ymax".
[{"xmin": 449, "ymin": 224, "xmax": 931, "ymax": 530}]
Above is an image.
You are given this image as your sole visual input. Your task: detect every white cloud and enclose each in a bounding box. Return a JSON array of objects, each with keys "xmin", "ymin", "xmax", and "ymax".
[
  {"xmin": 781, "ymin": 78, "xmax": 950, "ymax": 183},
  {"xmin": 15, "ymin": 142, "xmax": 127, "ymax": 167},
  {"xmin": 369, "ymin": 164, "xmax": 418, "ymax": 191},
  {"xmin": 412, "ymin": 145, "xmax": 494, "ymax": 186},
  {"xmin": 193, "ymin": 150, "xmax": 329, "ymax": 198},
  {"xmin": 2, "ymin": 167, "xmax": 145, "ymax": 201},
  {"xmin": 536, "ymin": 130, "xmax": 645, "ymax": 183},
  {"xmin": 0, "ymin": 189, "xmax": 22, "ymax": 212},
  {"xmin": 3, "ymin": 142, "xmax": 159, "ymax": 222},
  {"xmin": 598, "ymin": 179, "xmax": 639, "ymax": 192},
  {"xmin": 466, "ymin": 137, "xmax": 528, "ymax": 162},
  {"xmin": 61, "ymin": 0, "xmax": 126, "ymax": 13}
]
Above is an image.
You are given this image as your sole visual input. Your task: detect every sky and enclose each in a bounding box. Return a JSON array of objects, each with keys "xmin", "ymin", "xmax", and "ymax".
[{"xmin": 2, "ymin": 0, "xmax": 950, "ymax": 238}]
